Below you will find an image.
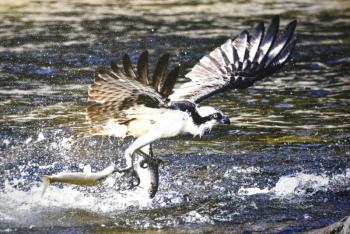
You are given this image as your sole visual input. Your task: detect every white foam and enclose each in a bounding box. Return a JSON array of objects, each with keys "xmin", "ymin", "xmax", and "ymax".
[
  {"xmin": 0, "ymin": 176, "xmax": 154, "ymax": 220},
  {"xmin": 3, "ymin": 139, "xmax": 10, "ymax": 146},
  {"xmin": 182, "ymin": 210, "xmax": 213, "ymax": 224},
  {"xmin": 25, "ymin": 137, "xmax": 32, "ymax": 144},
  {"xmin": 223, "ymin": 166, "xmax": 261, "ymax": 179},
  {"xmin": 36, "ymin": 132, "xmax": 45, "ymax": 142},
  {"xmin": 237, "ymin": 169, "xmax": 350, "ymax": 198},
  {"xmin": 238, "ymin": 187, "xmax": 270, "ymax": 196},
  {"xmin": 273, "ymin": 173, "xmax": 330, "ymax": 197},
  {"xmin": 0, "ymin": 159, "xmax": 159, "ymax": 227},
  {"xmin": 59, "ymin": 137, "xmax": 73, "ymax": 150},
  {"xmin": 83, "ymin": 164, "xmax": 92, "ymax": 173}
]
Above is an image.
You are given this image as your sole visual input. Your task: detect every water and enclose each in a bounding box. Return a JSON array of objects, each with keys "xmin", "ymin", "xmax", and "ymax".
[{"xmin": 0, "ymin": 0, "xmax": 350, "ymax": 233}]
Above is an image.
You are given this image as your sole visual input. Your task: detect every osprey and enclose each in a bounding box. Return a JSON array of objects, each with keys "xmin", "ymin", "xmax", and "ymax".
[{"xmin": 86, "ymin": 16, "xmax": 297, "ymax": 177}]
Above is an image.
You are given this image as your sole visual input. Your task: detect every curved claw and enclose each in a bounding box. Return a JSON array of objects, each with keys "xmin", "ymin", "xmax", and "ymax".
[
  {"xmin": 129, "ymin": 169, "xmax": 140, "ymax": 189},
  {"xmin": 112, "ymin": 166, "xmax": 140, "ymax": 189},
  {"xmin": 140, "ymin": 160, "xmax": 149, "ymax": 169},
  {"xmin": 158, "ymin": 158, "xmax": 165, "ymax": 169},
  {"xmin": 140, "ymin": 157, "xmax": 164, "ymax": 169}
]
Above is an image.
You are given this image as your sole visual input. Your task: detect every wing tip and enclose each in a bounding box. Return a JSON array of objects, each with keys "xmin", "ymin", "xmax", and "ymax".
[
  {"xmin": 271, "ymin": 15, "xmax": 280, "ymax": 26},
  {"xmin": 153, "ymin": 53, "xmax": 170, "ymax": 91},
  {"xmin": 140, "ymin": 50, "xmax": 149, "ymax": 58},
  {"xmin": 160, "ymin": 64, "xmax": 180, "ymax": 97},
  {"xmin": 97, "ymin": 68, "xmax": 110, "ymax": 79},
  {"xmin": 183, "ymin": 15, "xmax": 297, "ymax": 93}
]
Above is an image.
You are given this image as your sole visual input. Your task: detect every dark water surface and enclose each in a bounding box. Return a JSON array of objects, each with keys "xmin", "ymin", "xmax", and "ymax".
[{"xmin": 1, "ymin": 0, "xmax": 350, "ymax": 233}]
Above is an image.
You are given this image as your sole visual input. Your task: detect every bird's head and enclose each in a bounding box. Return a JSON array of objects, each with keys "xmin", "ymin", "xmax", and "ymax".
[
  {"xmin": 195, "ymin": 106, "xmax": 230, "ymax": 129},
  {"xmin": 171, "ymin": 101, "xmax": 230, "ymax": 137}
]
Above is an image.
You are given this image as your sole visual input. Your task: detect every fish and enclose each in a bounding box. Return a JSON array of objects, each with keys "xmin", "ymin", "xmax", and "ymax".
[
  {"xmin": 41, "ymin": 148, "xmax": 163, "ymax": 198},
  {"xmin": 41, "ymin": 155, "xmax": 162, "ymax": 198},
  {"xmin": 41, "ymin": 164, "xmax": 115, "ymax": 197},
  {"xmin": 134, "ymin": 154, "xmax": 162, "ymax": 198}
]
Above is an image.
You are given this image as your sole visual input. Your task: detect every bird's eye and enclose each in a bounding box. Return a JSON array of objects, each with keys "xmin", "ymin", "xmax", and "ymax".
[{"xmin": 213, "ymin": 113, "xmax": 218, "ymax": 119}]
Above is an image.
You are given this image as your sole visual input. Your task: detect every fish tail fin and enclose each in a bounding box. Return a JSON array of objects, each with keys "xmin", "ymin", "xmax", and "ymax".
[{"xmin": 41, "ymin": 176, "xmax": 51, "ymax": 197}]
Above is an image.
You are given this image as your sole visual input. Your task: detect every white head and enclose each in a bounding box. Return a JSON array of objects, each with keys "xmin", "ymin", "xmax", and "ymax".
[{"xmin": 191, "ymin": 105, "xmax": 230, "ymax": 137}]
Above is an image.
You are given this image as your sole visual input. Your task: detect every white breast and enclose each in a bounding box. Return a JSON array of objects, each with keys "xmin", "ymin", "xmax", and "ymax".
[{"xmin": 99, "ymin": 105, "xmax": 198, "ymax": 139}]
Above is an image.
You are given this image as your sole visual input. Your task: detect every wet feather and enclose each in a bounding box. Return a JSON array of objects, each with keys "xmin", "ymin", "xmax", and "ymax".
[
  {"xmin": 153, "ymin": 53, "xmax": 169, "ymax": 92},
  {"xmin": 122, "ymin": 54, "xmax": 137, "ymax": 79},
  {"xmin": 137, "ymin": 51, "xmax": 149, "ymax": 85}
]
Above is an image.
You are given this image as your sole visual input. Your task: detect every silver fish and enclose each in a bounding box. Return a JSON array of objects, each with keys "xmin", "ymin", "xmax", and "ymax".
[
  {"xmin": 41, "ymin": 155, "xmax": 162, "ymax": 198},
  {"xmin": 134, "ymin": 154, "xmax": 162, "ymax": 198},
  {"xmin": 41, "ymin": 165, "xmax": 115, "ymax": 197}
]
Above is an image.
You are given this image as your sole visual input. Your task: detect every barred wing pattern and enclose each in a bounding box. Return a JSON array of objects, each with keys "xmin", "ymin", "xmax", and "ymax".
[
  {"xmin": 87, "ymin": 51, "xmax": 180, "ymax": 124},
  {"xmin": 169, "ymin": 16, "xmax": 297, "ymax": 103}
]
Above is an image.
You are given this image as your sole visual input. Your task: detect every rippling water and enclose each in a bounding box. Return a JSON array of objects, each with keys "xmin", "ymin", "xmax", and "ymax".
[{"xmin": 0, "ymin": 0, "xmax": 350, "ymax": 233}]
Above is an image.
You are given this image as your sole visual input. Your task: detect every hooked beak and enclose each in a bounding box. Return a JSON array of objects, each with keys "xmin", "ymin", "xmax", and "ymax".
[{"xmin": 221, "ymin": 115, "xmax": 230, "ymax": 125}]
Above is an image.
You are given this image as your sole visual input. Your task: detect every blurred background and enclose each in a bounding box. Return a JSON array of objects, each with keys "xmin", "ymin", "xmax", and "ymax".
[{"xmin": 0, "ymin": 0, "xmax": 349, "ymax": 233}]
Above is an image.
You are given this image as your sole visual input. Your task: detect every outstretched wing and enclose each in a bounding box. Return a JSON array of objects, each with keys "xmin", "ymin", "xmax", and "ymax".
[
  {"xmin": 87, "ymin": 51, "xmax": 180, "ymax": 125},
  {"xmin": 169, "ymin": 16, "xmax": 297, "ymax": 103},
  {"xmin": 88, "ymin": 52, "xmax": 179, "ymax": 108}
]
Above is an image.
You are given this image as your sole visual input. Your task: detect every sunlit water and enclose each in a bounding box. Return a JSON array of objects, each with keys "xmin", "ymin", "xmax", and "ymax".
[{"xmin": 0, "ymin": 0, "xmax": 350, "ymax": 233}]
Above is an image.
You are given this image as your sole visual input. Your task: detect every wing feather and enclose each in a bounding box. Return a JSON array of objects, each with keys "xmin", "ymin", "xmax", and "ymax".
[
  {"xmin": 122, "ymin": 54, "xmax": 137, "ymax": 79},
  {"xmin": 87, "ymin": 51, "xmax": 179, "ymax": 126},
  {"xmin": 169, "ymin": 16, "xmax": 297, "ymax": 103},
  {"xmin": 153, "ymin": 53, "xmax": 170, "ymax": 92},
  {"xmin": 265, "ymin": 19, "xmax": 297, "ymax": 67},
  {"xmin": 256, "ymin": 16, "xmax": 279, "ymax": 64},
  {"xmin": 160, "ymin": 65, "xmax": 180, "ymax": 97},
  {"xmin": 248, "ymin": 22, "xmax": 264, "ymax": 62},
  {"xmin": 233, "ymin": 30, "xmax": 248, "ymax": 63},
  {"xmin": 220, "ymin": 39, "xmax": 234, "ymax": 64},
  {"xmin": 137, "ymin": 51, "xmax": 149, "ymax": 85},
  {"xmin": 110, "ymin": 61, "xmax": 128, "ymax": 80}
]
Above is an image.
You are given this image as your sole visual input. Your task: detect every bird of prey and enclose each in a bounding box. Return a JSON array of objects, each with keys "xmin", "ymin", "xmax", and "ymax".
[{"xmin": 86, "ymin": 16, "xmax": 297, "ymax": 178}]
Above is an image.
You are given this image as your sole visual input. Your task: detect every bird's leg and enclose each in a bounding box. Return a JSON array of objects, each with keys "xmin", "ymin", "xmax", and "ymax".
[
  {"xmin": 115, "ymin": 130, "xmax": 160, "ymax": 179},
  {"xmin": 113, "ymin": 157, "xmax": 140, "ymax": 189},
  {"xmin": 137, "ymin": 144, "xmax": 164, "ymax": 169},
  {"xmin": 126, "ymin": 145, "xmax": 150, "ymax": 189},
  {"xmin": 137, "ymin": 144, "xmax": 161, "ymax": 198},
  {"xmin": 149, "ymin": 144, "xmax": 164, "ymax": 168},
  {"xmin": 124, "ymin": 130, "xmax": 160, "ymax": 167},
  {"xmin": 129, "ymin": 144, "xmax": 163, "ymax": 189},
  {"xmin": 137, "ymin": 144, "xmax": 154, "ymax": 165},
  {"xmin": 149, "ymin": 143, "xmax": 155, "ymax": 158}
]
